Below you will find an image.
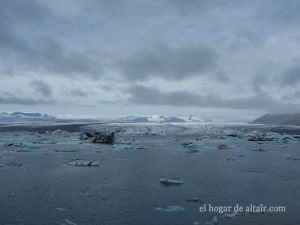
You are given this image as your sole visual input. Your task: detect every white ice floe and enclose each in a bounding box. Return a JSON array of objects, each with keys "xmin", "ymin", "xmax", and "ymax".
[
  {"xmin": 224, "ymin": 211, "xmax": 239, "ymax": 218},
  {"xmin": 159, "ymin": 178, "xmax": 186, "ymax": 185}
]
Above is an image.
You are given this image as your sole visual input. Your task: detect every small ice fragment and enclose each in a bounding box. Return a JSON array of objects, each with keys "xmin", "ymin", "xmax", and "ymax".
[
  {"xmin": 184, "ymin": 147, "xmax": 199, "ymax": 153},
  {"xmin": 181, "ymin": 142, "xmax": 193, "ymax": 146},
  {"xmin": 248, "ymin": 132, "xmax": 274, "ymax": 142},
  {"xmin": 211, "ymin": 216, "xmax": 218, "ymax": 225},
  {"xmin": 52, "ymin": 129, "xmax": 63, "ymax": 135},
  {"xmin": 64, "ymin": 219, "xmax": 78, "ymax": 225},
  {"xmin": 24, "ymin": 144, "xmax": 40, "ymax": 150},
  {"xmin": 136, "ymin": 146, "xmax": 147, "ymax": 149},
  {"xmin": 204, "ymin": 216, "xmax": 218, "ymax": 225},
  {"xmin": 226, "ymin": 157, "xmax": 238, "ymax": 161},
  {"xmin": 154, "ymin": 205, "xmax": 185, "ymax": 213},
  {"xmin": 251, "ymin": 148, "xmax": 267, "ymax": 152},
  {"xmin": 186, "ymin": 198, "xmax": 202, "ymax": 203},
  {"xmin": 217, "ymin": 144, "xmax": 232, "ymax": 150},
  {"xmin": 6, "ymin": 162, "xmax": 22, "ymax": 167},
  {"xmin": 56, "ymin": 207, "xmax": 67, "ymax": 212},
  {"xmin": 78, "ymin": 192, "xmax": 92, "ymax": 196},
  {"xmin": 224, "ymin": 211, "xmax": 239, "ymax": 218},
  {"xmin": 159, "ymin": 178, "xmax": 185, "ymax": 185},
  {"xmin": 284, "ymin": 154, "xmax": 299, "ymax": 160}
]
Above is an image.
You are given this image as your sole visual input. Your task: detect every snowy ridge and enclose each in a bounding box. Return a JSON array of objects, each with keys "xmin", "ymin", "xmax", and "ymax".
[
  {"xmin": 0, "ymin": 112, "xmax": 57, "ymax": 124},
  {"xmin": 119, "ymin": 115, "xmax": 185, "ymax": 123}
]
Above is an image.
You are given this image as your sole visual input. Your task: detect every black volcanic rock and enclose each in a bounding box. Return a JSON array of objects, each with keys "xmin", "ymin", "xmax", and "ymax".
[
  {"xmin": 80, "ymin": 131, "xmax": 115, "ymax": 144},
  {"xmin": 251, "ymin": 113, "xmax": 300, "ymax": 126}
]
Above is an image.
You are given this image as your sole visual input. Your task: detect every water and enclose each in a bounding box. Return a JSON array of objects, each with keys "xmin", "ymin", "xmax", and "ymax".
[{"xmin": 0, "ymin": 124, "xmax": 299, "ymax": 225}]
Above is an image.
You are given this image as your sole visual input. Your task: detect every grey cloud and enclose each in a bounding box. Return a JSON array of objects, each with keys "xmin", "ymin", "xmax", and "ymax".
[
  {"xmin": 0, "ymin": 0, "xmax": 49, "ymax": 22},
  {"xmin": 280, "ymin": 64, "xmax": 300, "ymax": 86},
  {"xmin": 0, "ymin": 0, "xmax": 299, "ymax": 116},
  {"xmin": 294, "ymin": 91, "xmax": 300, "ymax": 98},
  {"xmin": 67, "ymin": 88, "xmax": 88, "ymax": 97},
  {"xmin": 0, "ymin": 0, "xmax": 102, "ymax": 78},
  {"xmin": 119, "ymin": 46, "xmax": 217, "ymax": 81},
  {"xmin": 167, "ymin": 0, "xmax": 211, "ymax": 15},
  {"xmin": 0, "ymin": 96, "xmax": 55, "ymax": 105},
  {"xmin": 260, "ymin": 0, "xmax": 300, "ymax": 25},
  {"xmin": 128, "ymin": 85, "xmax": 299, "ymax": 113},
  {"xmin": 30, "ymin": 80, "xmax": 52, "ymax": 97}
]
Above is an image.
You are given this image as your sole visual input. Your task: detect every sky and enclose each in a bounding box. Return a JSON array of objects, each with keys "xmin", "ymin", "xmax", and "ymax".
[{"xmin": 1, "ymin": 0, "xmax": 300, "ymax": 121}]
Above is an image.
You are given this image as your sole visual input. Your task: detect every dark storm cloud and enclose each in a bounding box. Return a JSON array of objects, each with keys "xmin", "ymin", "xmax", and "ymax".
[
  {"xmin": 119, "ymin": 46, "xmax": 217, "ymax": 80},
  {"xmin": 30, "ymin": 80, "xmax": 52, "ymax": 97},
  {"xmin": 128, "ymin": 85, "xmax": 299, "ymax": 112}
]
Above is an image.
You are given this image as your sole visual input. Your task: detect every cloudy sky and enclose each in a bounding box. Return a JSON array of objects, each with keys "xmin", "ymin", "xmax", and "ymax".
[{"xmin": 1, "ymin": 0, "xmax": 300, "ymax": 121}]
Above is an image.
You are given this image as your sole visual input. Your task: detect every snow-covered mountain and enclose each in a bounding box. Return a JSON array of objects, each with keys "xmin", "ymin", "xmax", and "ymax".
[
  {"xmin": 0, "ymin": 112, "xmax": 57, "ymax": 124},
  {"xmin": 119, "ymin": 115, "xmax": 185, "ymax": 123},
  {"xmin": 251, "ymin": 113, "xmax": 300, "ymax": 126},
  {"xmin": 147, "ymin": 115, "xmax": 185, "ymax": 123},
  {"xmin": 186, "ymin": 115, "xmax": 213, "ymax": 122}
]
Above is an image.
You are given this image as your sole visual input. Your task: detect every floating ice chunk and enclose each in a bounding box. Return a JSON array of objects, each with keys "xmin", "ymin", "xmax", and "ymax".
[
  {"xmin": 184, "ymin": 148, "xmax": 199, "ymax": 153},
  {"xmin": 284, "ymin": 154, "xmax": 299, "ymax": 160},
  {"xmin": 4, "ymin": 142, "xmax": 25, "ymax": 147},
  {"xmin": 52, "ymin": 129, "xmax": 63, "ymax": 135},
  {"xmin": 56, "ymin": 207, "xmax": 67, "ymax": 212},
  {"xmin": 247, "ymin": 132, "xmax": 274, "ymax": 142},
  {"xmin": 211, "ymin": 216, "xmax": 218, "ymax": 225},
  {"xmin": 280, "ymin": 135, "xmax": 298, "ymax": 144},
  {"xmin": 251, "ymin": 148, "xmax": 267, "ymax": 152},
  {"xmin": 112, "ymin": 144, "xmax": 135, "ymax": 150},
  {"xmin": 24, "ymin": 143, "xmax": 40, "ymax": 150},
  {"xmin": 227, "ymin": 154, "xmax": 244, "ymax": 162},
  {"xmin": 217, "ymin": 143, "xmax": 235, "ymax": 150},
  {"xmin": 160, "ymin": 178, "xmax": 185, "ymax": 185},
  {"xmin": 181, "ymin": 142, "xmax": 193, "ymax": 146},
  {"xmin": 55, "ymin": 149, "xmax": 78, "ymax": 153},
  {"xmin": 154, "ymin": 205, "xmax": 185, "ymax": 213},
  {"xmin": 64, "ymin": 219, "xmax": 78, "ymax": 225},
  {"xmin": 224, "ymin": 211, "xmax": 239, "ymax": 218},
  {"xmin": 6, "ymin": 162, "xmax": 22, "ymax": 167},
  {"xmin": 136, "ymin": 146, "xmax": 147, "ymax": 149},
  {"xmin": 78, "ymin": 192, "xmax": 92, "ymax": 196},
  {"xmin": 204, "ymin": 216, "xmax": 218, "ymax": 225},
  {"xmin": 186, "ymin": 198, "xmax": 202, "ymax": 203},
  {"xmin": 68, "ymin": 160, "xmax": 99, "ymax": 167},
  {"xmin": 181, "ymin": 142, "xmax": 202, "ymax": 153},
  {"xmin": 226, "ymin": 157, "xmax": 239, "ymax": 162}
]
